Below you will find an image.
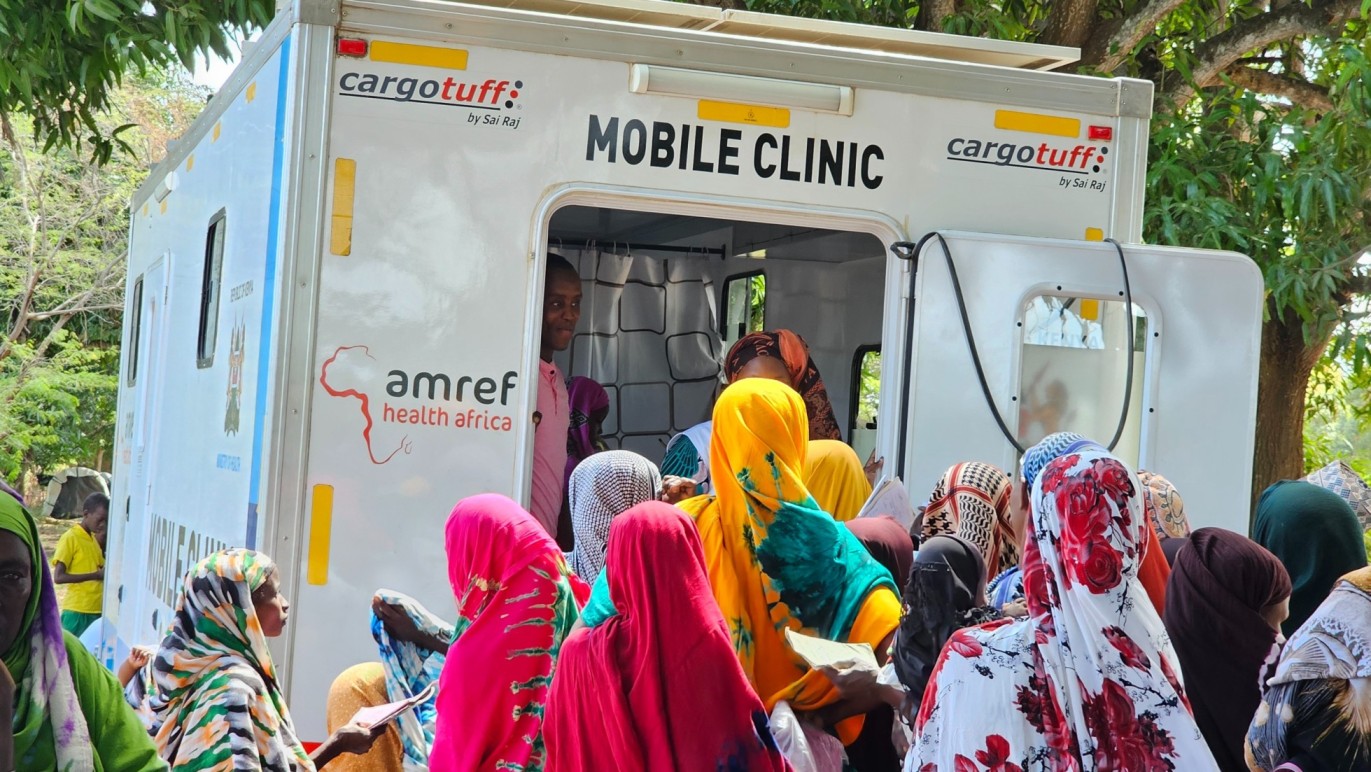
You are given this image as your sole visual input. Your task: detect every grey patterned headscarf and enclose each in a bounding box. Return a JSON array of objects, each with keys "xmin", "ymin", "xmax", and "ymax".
[{"xmin": 566, "ymin": 450, "xmax": 662, "ymax": 583}]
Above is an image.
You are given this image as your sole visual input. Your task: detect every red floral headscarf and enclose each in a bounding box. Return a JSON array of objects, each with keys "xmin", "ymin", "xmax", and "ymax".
[{"xmin": 907, "ymin": 445, "xmax": 1219, "ymax": 772}]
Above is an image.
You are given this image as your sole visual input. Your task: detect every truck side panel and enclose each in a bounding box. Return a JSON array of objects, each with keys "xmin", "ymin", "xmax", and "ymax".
[
  {"xmin": 107, "ymin": 32, "xmax": 296, "ymax": 658},
  {"xmin": 280, "ymin": 34, "xmax": 1138, "ymax": 737}
]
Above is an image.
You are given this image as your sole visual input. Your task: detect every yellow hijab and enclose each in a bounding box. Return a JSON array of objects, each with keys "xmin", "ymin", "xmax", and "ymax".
[
  {"xmin": 804, "ymin": 440, "xmax": 872, "ymax": 521},
  {"xmin": 679, "ymin": 380, "xmax": 900, "ymax": 740}
]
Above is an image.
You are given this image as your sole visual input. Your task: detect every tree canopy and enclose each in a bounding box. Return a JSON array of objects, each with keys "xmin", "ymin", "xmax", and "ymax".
[
  {"xmin": 3, "ymin": 0, "xmax": 1368, "ymax": 500},
  {"xmin": 0, "ymin": 70, "xmax": 208, "ymax": 481},
  {"xmin": 745, "ymin": 0, "xmax": 1371, "ymax": 497},
  {"xmin": 0, "ymin": 0, "xmax": 271, "ymax": 162}
]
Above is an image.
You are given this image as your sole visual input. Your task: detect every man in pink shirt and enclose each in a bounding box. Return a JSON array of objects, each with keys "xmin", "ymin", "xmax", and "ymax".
[{"xmin": 531, "ymin": 254, "xmax": 581, "ymax": 544}]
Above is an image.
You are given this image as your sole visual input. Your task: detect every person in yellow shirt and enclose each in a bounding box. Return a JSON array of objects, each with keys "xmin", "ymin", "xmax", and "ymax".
[{"xmin": 52, "ymin": 493, "xmax": 108, "ymax": 636}]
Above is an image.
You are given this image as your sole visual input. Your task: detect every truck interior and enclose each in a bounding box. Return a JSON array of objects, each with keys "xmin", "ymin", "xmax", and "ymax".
[{"xmin": 546, "ymin": 204, "xmax": 889, "ymax": 468}]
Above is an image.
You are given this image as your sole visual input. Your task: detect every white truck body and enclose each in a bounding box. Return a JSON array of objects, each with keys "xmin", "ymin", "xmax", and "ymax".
[{"xmin": 108, "ymin": 0, "xmax": 1264, "ymax": 741}]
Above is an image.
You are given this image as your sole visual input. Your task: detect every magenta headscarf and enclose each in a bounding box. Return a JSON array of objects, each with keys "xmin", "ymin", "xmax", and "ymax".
[{"xmin": 429, "ymin": 495, "xmax": 587, "ymax": 772}]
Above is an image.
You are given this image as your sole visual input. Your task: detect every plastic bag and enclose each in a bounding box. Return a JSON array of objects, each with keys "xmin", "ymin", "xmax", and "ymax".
[{"xmin": 770, "ymin": 700, "xmax": 846, "ymax": 772}]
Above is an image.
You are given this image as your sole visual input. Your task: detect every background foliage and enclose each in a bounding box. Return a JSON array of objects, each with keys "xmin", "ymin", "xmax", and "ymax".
[{"xmin": 0, "ymin": 70, "xmax": 208, "ymax": 484}]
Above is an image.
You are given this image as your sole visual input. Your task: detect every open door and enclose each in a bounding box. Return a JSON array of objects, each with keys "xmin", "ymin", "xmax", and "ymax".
[{"xmin": 898, "ymin": 231, "xmax": 1263, "ymax": 534}]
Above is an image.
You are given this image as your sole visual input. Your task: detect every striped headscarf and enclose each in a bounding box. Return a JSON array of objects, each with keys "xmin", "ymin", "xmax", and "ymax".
[
  {"xmin": 152, "ymin": 549, "xmax": 310, "ymax": 771},
  {"xmin": 566, "ymin": 450, "xmax": 662, "ymax": 584},
  {"xmin": 1, "ymin": 495, "xmax": 94, "ymax": 771},
  {"xmin": 922, "ymin": 462, "xmax": 1019, "ymax": 577},
  {"xmin": 1021, "ymin": 431, "xmax": 1089, "ymax": 488}
]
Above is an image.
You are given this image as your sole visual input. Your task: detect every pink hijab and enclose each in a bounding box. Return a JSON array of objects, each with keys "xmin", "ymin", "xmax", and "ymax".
[{"xmin": 429, "ymin": 495, "xmax": 587, "ymax": 772}]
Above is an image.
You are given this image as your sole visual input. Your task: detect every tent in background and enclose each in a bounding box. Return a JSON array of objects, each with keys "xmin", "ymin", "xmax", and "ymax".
[{"xmin": 41, "ymin": 467, "xmax": 111, "ymax": 519}]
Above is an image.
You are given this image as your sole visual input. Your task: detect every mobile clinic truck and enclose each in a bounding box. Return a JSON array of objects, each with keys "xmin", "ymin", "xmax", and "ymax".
[{"xmin": 107, "ymin": 0, "xmax": 1264, "ymax": 740}]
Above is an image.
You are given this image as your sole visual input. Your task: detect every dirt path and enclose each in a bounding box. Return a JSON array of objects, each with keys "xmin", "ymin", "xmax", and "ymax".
[{"xmin": 37, "ymin": 516, "xmax": 71, "ymax": 604}]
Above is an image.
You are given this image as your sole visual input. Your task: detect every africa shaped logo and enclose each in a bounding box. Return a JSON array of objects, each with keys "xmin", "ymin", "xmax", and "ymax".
[
  {"xmin": 224, "ymin": 321, "xmax": 246, "ymax": 436},
  {"xmin": 319, "ymin": 345, "xmax": 412, "ymax": 465}
]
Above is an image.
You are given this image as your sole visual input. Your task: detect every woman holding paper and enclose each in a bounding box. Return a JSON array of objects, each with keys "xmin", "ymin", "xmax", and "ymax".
[
  {"xmin": 682, "ymin": 379, "xmax": 900, "ymax": 746},
  {"xmin": 574, "ymin": 380, "xmax": 900, "ymax": 745},
  {"xmin": 152, "ymin": 549, "xmax": 381, "ymax": 770},
  {"xmin": 545, "ymin": 501, "xmax": 791, "ymax": 771}
]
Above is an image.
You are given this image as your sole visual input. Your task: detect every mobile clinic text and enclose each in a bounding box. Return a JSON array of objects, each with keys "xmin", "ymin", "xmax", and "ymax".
[{"xmin": 585, "ymin": 115, "xmax": 885, "ymax": 190}]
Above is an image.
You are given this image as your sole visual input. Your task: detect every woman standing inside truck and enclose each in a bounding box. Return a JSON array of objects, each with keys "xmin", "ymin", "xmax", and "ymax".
[
  {"xmin": 661, "ymin": 328, "xmax": 877, "ymax": 492},
  {"xmin": 0, "ymin": 493, "xmax": 164, "ymax": 771}
]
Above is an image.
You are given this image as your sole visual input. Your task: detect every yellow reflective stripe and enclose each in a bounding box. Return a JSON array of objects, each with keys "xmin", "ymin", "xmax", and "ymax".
[
  {"xmin": 369, "ymin": 41, "xmax": 469, "ymax": 70},
  {"xmin": 698, "ymin": 100, "xmax": 790, "ymax": 128},
  {"xmin": 307, "ymin": 484, "xmax": 334, "ymax": 586},
  {"xmin": 330, "ymin": 158, "xmax": 356, "ymax": 256},
  {"xmin": 994, "ymin": 109, "xmax": 1081, "ymax": 138}
]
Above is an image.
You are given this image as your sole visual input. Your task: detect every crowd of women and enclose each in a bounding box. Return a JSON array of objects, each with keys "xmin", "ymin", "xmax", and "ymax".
[{"xmin": 4, "ymin": 325, "xmax": 1371, "ymax": 772}]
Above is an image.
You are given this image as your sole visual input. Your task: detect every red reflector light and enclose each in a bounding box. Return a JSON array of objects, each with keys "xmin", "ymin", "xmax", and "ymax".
[
  {"xmin": 337, "ymin": 38, "xmax": 368, "ymax": 57},
  {"xmin": 1089, "ymin": 125, "xmax": 1113, "ymax": 141}
]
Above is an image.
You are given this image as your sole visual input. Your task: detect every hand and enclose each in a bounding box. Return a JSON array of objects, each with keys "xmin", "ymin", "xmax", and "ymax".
[
  {"xmin": 129, "ymin": 645, "xmax": 154, "ymax": 669},
  {"xmin": 864, "ymin": 450, "xmax": 884, "ymax": 486},
  {"xmin": 372, "ymin": 597, "xmax": 424, "ymax": 645},
  {"xmin": 891, "ymin": 708, "xmax": 911, "ymax": 756},
  {"xmin": 1002, "ymin": 599, "xmax": 1028, "ymax": 618},
  {"xmin": 118, "ymin": 646, "xmax": 155, "ymax": 687},
  {"xmin": 659, "ymin": 476, "xmax": 698, "ymax": 505},
  {"xmin": 93, "ymin": 566, "xmax": 105, "ymax": 580},
  {"xmin": 329, "ymin": 722, "xmax": 383, "ymax": 756},
  {"xmin": 816, "ymin": 663, "xmax": 879, "ymax": 700}
]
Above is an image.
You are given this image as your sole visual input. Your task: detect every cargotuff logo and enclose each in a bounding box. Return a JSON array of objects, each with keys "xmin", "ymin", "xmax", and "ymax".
[{"xmin": 338, "ymin": 72, "xmax": 524, "ymax": 112}]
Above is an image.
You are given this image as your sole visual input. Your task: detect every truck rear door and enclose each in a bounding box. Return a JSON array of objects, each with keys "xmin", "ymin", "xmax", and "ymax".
[{"xmin": 896, "ymin": 231, "xmax": 1263, "ymax": 534}]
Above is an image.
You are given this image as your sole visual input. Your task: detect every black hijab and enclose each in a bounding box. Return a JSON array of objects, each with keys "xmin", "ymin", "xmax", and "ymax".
[
  {"xmin": 893, "ymin": 535, "xmax": 998, "ymax": 702},
  {"xmin": 1164, "ymin": 528, "xmax": 1291, "ymax": 772}
]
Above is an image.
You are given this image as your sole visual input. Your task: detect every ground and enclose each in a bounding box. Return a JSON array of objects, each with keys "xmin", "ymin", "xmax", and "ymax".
[{"xmin": 37, "ymin": 515, "xmax": 71, "ymax": 604}]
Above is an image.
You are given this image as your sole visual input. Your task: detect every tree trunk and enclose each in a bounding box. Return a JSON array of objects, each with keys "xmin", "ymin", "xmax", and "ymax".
[
  {"xmin": 1041, "ymin": 0, "xmax": 1102, "ymax": 48},
  {"xmin": 917, "ymin": 0, "xmax": 959, "ymax": 31},
  {"xmin": 1251, "ymin": 308, "xmax": 1329, "ymax": 518}
]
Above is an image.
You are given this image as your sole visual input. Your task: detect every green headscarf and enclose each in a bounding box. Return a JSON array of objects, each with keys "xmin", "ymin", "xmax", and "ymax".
[
  {"xmin": 1253, "ymin": 480, "xmax": 1368, "ymax": 637},
  {"xmin": 0, "ymin": 495, "xmax": 43, "ymax": 678},
  {"xmin": 0, "ymin": 495, "xmax": 95, "ymax": 769}
]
